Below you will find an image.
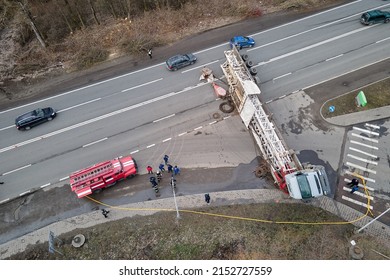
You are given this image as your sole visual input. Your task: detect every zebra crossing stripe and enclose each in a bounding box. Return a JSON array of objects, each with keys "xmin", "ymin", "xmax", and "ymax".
[
  {"xmin": 364, "ymin": 123, "xmax": 380, "ymax": 130},
  {"xmin": 348, "ymin": 147, "xmax": 378, "ymax": 159},
  {"xmin": 343, "ymin": 178, "xmax": 375, "ymax": 191},
  {"xmin": 347, "ymin": 154, "xmax": 378, "ymax": 165},
  {"xmin": 346, "ymin": 162, "xmax": 376, "ymax": 174},
  {"xmin": 351, "ymin": 133, "xmax": 378, "ymax": 143},
  {"xmin": 345, "ymin": 170, "xmax": 375, "ymax": 183},
  {"xmin": 341, "ymin": 195, "xmax": 373, "ymax": 210},
  {"xmin": 353, "ymin": 126, "xmax": 379, "ymax": 136},
  {"xmin": 342, "ymin": 187, "xmax": 374, "ymax": 201},
  {"xmin": 350, "ymin": 140, "xmax": 378, "ymax": 150}
]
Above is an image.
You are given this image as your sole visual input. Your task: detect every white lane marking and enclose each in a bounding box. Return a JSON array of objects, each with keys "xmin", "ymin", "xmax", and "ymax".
[
  {"xmin": 346, "ymin": 162, "xmax": 376, "ymax": 174},
  {"xmin": 19, "ymin": 190, "xmax": 31, "ymax": 196},
  {"xmin": 59, "ymin": 176, "xmax": 69, "ymax": 181},
  {"xmin": 2, "ymin": 164, "xmax": 32, "ymax": 176},
  {"xmin": 146, "ymin": 144, "xmax": 155, "ymax": 148},
  {"xmin": 352, "ymin": 126, "xmax": 379, "ymax": 136},
  {"xmin": 351, "ymin": 133, "xmax": 378, "ymax": 143},
  {"xmin": 258, "ymin": 26, "xmax": 373, "ymax": 66},
  {"xmin": 223, "ymin": 116, "xmax": 231, "ymax": 120},
  {"xmin": 347, "ymin": 154, "xmax": 378, "ymax": 166},
  {"xmin": 121, "ymin": 78, "xmax": 163, "ymax": 92},
  {"xmin": 40, "ymin": 183, "xmax": 51, "ymax": 189},
  {"xmin": 209, "ymin": 121, "xmax": 217, "ymax": 125},
  {"xmin": 0, "ymin": 64, "xmax": 166, "ymax": 115},
  {"xmin": 348, "ymin": 147, "xmax": 378, "ymax": 159},
  {"xmin": 345, "ymin": 170, "xmax": 375, "ymax": 183},
  {"xmin": 0, "ymin": 198, "xmax": 10, "ymax": 204},
  {"xmin": 57, "ymin": 98, "xmax": 101, "ymax": 113},
  {"xmin": 341, "ymin": 195, "xmax": 373, "ymax": 210},
  {"xmin": 153, "ymin": 114, "xmax": 175, "ymax": 123},
  {"xmin": 181, "ymin": 60, "xmax": 220, "ymax": 73},
  {"xmin": 0, "ymin": 82, "xmax": 210, "ymax": 154},
  {"xmin": 344, "ymin": 178, "xmax": 375, "ymax": 191},
  {"xmin": 364, "ymin": 123, "xmax": 380, "ymax": 130},
  {"xmin": 162, "ymin": 138, "xmax": 171, "ymax": 143},
  {"xmin": 194, "ymin": 126, "xmax": 203, "ymax": 131},
  {"xmin": 130, "ymin": 150, "xmax": 139, "ymax": 154},
  {"xmin": 82, "ymin": 137, "xmax": 108, "ymax": 148},
  {"xmin": 350, "ymin": 140, "xmax": 378, "ymax": 150},
  {"xmin": 178, "ymin": 132, "xmax": 187, "ymax": 137},
  {"xmin": 273, "ymin": 73, "xmax": 291, "ymax": 81},
  {"xmin": 0, "ymin": 125, "xmax": 15, "ymax": 131},
  {"xmin": 376, "ymin": 37, "xmax": 390, "ymax": 44},
  {"xmin": 343, "ymin": 187, "xmax": 374, "ymax": 201},
  {"xmin": 326, "ymin": 54, "xmax": 343, "ymax": 61}
]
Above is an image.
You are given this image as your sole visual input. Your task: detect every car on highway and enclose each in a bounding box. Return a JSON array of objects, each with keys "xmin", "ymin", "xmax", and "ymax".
[
  {"xmin": 15, "ymin": 107, "xmax": 56, "ymax": 130},
  {"xmin": 230, "ymin": 36, "xmax": 255, "ymax": 49},
  {"xmin": 360, "ymin": 10, "xmax": 390, "ymax": 25},
  {"xmin": 166, "ymin": 54, "xmax": 197, "ymax": 71}
]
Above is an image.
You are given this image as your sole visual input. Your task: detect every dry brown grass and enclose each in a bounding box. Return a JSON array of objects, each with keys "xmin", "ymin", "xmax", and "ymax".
[{"xmin": 7, "ymin": 203, "xmax": 390, "ymax": 260}]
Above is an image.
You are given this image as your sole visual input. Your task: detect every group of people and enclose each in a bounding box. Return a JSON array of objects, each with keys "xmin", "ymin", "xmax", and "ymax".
[{"xmin": 147, "ymin": 155, "xmax": 181, "ymax": 192}]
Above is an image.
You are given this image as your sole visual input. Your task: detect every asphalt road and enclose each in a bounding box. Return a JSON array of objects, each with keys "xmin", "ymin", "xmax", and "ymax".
[{"xmin": 2, "ymin": 0, "xmax": 390, "ymax": 202}]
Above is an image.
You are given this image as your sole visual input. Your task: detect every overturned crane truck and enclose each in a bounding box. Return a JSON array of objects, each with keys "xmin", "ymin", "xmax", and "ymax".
[
  {"xmin": 221, "ymin": 45, "xmax": 331, "ymax": 199},
  {"xmin": 70, "ymin": 156, "xmax": 137, "ymax": 198}
]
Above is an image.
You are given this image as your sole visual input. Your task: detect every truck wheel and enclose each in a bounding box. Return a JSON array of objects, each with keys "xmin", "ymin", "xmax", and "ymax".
[
  {"xmin": 219, "ymin": 101, "xmax": 234, "ymax": 113},
  {"xmin": 241, "ymin": 54, "xmax": 249, "ymax": 61},
  {"xmin": 250, "ymin": 67, "xmax": 257, "ymax": 76},
  {"xmin": 246, "ymin": 60, "xmax": 253, "ymax": 68}
]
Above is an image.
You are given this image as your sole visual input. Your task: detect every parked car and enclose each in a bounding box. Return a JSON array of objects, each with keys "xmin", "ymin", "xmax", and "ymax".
[
  {"xmin": 230, "ymin": 36, "xmax": 255, "ymax": 49},
  {"xmin": 15, "ymin": 107, "xmax": 56, "ymax": 130},
  {"xmin": 166, "ymin": 54, "xmax": 197, "ymax": 71},
  {"xmin": 360, "ymin": 10, "xmax": 390, "ymax": 25}
]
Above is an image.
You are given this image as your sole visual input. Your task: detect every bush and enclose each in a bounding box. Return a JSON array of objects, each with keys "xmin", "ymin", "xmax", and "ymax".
[{"xmin": 74, "ymin": 46, "xmax": 109, "ymax": 70}]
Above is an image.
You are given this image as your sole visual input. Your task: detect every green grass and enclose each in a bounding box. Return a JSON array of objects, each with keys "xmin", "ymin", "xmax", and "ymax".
[{"xmin": 322, "ymin": 77, "xmax": 390, "ymax": 118}]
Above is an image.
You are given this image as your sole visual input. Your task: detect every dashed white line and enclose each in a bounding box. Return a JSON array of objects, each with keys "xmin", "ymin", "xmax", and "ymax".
[
  {"xmin": 351, "ymin": 133, "xmax": 378, "ymax": 143},
  {"xmin": 350, "ymin": 140, "xmax": 378, "ymax": 150},
  {"xmin": 162, "ymin": 138, "xmax": 172, "ymax": 143},
  {"xmin": 326, "ymin": 54, "xmax": 343, "ymax": 61},
  {"xmin": 130, "ymin": 150, "xmax": 139, "ymax": 154},
  {"xmin": 59, "ymin": 176, "xmax": 69, "ymax": 181},
  {"xmin": 0, "ymin": 198, "xmax": 10, "ymax": 204},
  {"xmin": 178, "ymin": 132, "xmax": 187, "ymax": 137},
  {"xmin": 121, "ymin": 78, "xmax": 163, "ymax": 92},
  {"xmin": 0, "ymin": 125, "xmax": 15, "ymax": 131},
  {"xmin": 181, "ymin": 60, "xmax": 220, "ymax": 73},
  {"xmin": 40, "ymin": 183, "xmax": 51, "ymax": 189},
  {"xmin": 348, "ymin": 147, "xmax": 378, "ymax": 159},
  {"xmin": 19, "ymin": 190, "xmax": 31, "ymax": 196},
  {"xmin": 82, "ymin": 137, "xmax": 108, "ymax": 148},
  {"xmin": 146, "ymin": 144, "xmax": 156, "ymax": 148},
  {"xmin": 273, "ymin": 73, "xmax": 291, "ymax": 81},
  {"xmin": 341, "ymin": 195, "xmax": 373, "ymax": 210},
  {"xmin": 194, "ymin": 126, "xmax": 203, "ymax": 131},
  {"xmin": 209, "ymin": 121, "xmax": 217, "ymax": 125},
  {"xmin": 153, "ymin": 114, "xmax": 175, "ymax": 123},
  {"xmin": 376, "ymin": 37, "xmax": 390, "ymax": 44},
  {"xmin": 352, "ymin": 126, "xmax": 379, "ymax": 136},
  {"xmin": 346, "ymin": 162, "xmax": 376, "ymax": 174},
  {"xmin": 223, "ymin": 116, "xmax": 231, "ymax": 120},
  {"xmin": 347, "ymin": 154, "xmax": 378, "ymax": 165},
  {"xmin": 2, "ymin": 164, "xmax": 32, "ymax": 176},
  {"xmin": 57, "ymin": 98, "xmax": 101, "ymax": 113}
]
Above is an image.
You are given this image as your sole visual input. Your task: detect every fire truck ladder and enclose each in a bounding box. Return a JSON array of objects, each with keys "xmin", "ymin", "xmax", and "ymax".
[{"xmin": 221, "ymin": 47, "xmax": 299, "ymax": 185}]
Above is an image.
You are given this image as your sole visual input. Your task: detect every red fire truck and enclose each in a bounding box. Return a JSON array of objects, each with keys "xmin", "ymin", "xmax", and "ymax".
[{"xmin": 70, "ymin": 155, "xmax": 137, "ymax": 198}]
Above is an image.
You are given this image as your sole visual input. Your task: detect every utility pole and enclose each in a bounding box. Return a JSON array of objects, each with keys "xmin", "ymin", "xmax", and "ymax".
[
  {"xmin": 171, "ymin": 176, "xmax": 180, "ymax": 219},
  {"xmin": 357, "ymin": 207, "xmax": 390, "ymax": 233}
]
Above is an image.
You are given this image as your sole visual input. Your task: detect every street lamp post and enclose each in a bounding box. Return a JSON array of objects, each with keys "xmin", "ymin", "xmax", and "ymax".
[{"xmin": 171, "ymin": 176, "xmax": 180, "ymax": 219}]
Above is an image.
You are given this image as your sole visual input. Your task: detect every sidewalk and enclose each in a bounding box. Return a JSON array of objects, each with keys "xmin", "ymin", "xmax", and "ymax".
[{"xmin": 1, "ymin": 189, "xmax": 389, "ymax": 259}]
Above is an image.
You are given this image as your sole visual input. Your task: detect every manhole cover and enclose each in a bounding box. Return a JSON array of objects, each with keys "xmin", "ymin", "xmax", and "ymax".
[
  {"xmin": 349, "ymin": 245, "xmax": 364, "ymax": 260},
  {"xmin": 72, "ymin": 234, "xmax": 86, "ymax": 248}
]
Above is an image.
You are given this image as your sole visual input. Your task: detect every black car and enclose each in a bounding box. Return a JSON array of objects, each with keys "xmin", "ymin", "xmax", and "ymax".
[
  {"xmin": 166, "ymin": 54, "xmax": 197, "ymax": 71},
  {"xmin": 15, "ymin": 107, "xmax": 56, "ymax": 130}
]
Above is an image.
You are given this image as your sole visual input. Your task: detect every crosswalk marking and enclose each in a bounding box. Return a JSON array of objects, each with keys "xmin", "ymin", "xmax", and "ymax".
[
  {"xmin": 342, "ymin": 187, "xmax": 374, "ymax": 201},
  {"xmin": 341, "ymin": 195, "xmax": 373, "ymax": 210},
  {"xmin": 348, "ymin": 147, "xmax": 378, "ymax": 159},
  {"xmin": 350, "ymin": 140, "xmax": 378, "ymax": 150},
  {"xmin": 345, "ymin": 170, "xmax": 375, "ymax": 183},
  {"xmin": 364, "ymin": 123, "xmax": 380, "ymax": 130},
  {"xmin": 353, "ymin": 126, "xmax": 379, "ymax": 136},
  {"xmin": 347, "ymin": 154, "xmax": 378, "ymax": 165},
  {"xmin": 351, "ymin": 133, "xmax": 379, "ymax": 143},
  {"xmin": 344, "ymin": 178, "xmax": 375, "ymax": 191},
  {"xmin": 346, "ymin": 162, "xmax": 377, "ymax": 174}
]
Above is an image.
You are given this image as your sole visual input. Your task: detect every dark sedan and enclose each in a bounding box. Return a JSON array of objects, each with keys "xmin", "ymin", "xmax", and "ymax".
[
  {"xmin": 15, "ymin": 107, "xmax": 56, "ymax": 130},
  {"xmin": 166, "ymin": 54, "xmax": 197, "ymax": 71}
]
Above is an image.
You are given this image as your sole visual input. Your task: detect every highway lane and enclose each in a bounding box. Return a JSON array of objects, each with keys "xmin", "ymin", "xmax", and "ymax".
[{"xmin": 1, "ymin": 0, "xmax": 390, "ymax": 201}]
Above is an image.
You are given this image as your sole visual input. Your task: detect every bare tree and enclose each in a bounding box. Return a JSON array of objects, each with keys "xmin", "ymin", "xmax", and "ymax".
[
  {"xmin": 87, "ymin": 0, "xmax": 100, "ymax": 25},
  {"xmin": 17, "ymin": 0, "xmax": 46, "ymax": 48}
]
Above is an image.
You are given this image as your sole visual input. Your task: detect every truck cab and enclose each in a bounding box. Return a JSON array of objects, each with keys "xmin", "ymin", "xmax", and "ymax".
[{"xmin": 285, "ymin": 166, "xmax": 330, "ymax": 200}]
